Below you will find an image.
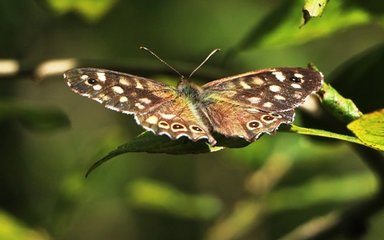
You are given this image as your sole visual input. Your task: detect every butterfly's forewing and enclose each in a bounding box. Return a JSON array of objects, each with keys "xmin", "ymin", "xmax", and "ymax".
[
  {"xmin": 64, "ymin": 68, "xmax": 215, "ymax": 144},
  {"xmin": 65, "ymin": 68, "xmax": 175, "ymax": 113},
  {"xmin": 201, "ymin": 67, "xmax": 323, "ymax": 141},
  {"xmin": 202, "ymin": 67, "xmax": 323, "ymax": 112}
]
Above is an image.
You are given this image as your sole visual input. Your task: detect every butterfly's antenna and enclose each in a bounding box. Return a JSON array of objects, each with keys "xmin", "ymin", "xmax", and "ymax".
[
  {"xmin": 140, "ymin": 46, "xmax": 185, "ymax": 79},
  {"xmin": 188, "ymin": 48, "xmax": 221, "ymax": 79}
]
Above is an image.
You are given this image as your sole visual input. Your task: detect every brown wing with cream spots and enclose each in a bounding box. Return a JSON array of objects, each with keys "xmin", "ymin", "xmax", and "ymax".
[
  {"xmin": 135, "ymin": 96, "xmax": 216, "ymax": 144},
  {"xmin": 64, "ymin": 68, "xmax": 175, "ymax": 114},
  {"xmin": 201, "ymin": 67, "xmax": 323, "ymax": 112},
  {"xmin": 201, "ymin": 67, "xmax": 322, "ymax": 141},
  {"xmin": 64, "ymin": 68, "xmax": 215, "ymax": 144},
  {"xmin": 201, "ymin": 101, "xmax": 295, "ymax": 141}
]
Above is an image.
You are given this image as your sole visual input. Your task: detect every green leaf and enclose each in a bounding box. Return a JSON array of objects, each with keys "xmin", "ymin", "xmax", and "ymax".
[
  {"xmin": 0, "ymin": 101, "xmax": 70, "ymax": 131},
  {"xmin": 86, "ymin": 116, "xmax": 382, "ymax": 176},
  {"xmin": 288, "ymin": 125, "xmax": 368, "ymax": 147},
  {"xmin": 47, "ymin": 0, "xmax": 117, "ymax": 22},
  {"xmin": 347, "ymin": 109, "xmax": 384, "ymax": 151},
  {"xmin": 85, "ymin": 132, "xmax": 250, "ymax": 177},
  {"xmin": 126, "ymin": 179, "xmax": 222, "ymax": 219},
  {"xmin": 301, "ymin": 0, "xmax": 329, "ymax": 26}
]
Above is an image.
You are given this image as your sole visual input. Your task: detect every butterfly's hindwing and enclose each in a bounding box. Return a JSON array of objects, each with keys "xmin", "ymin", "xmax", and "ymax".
[
  {"xmin": 135, "ymin": 97, "xmax": 215, "ymax": 144},
  {"xmin": 201, "ymin": 101, "xmax": 295, "ymax": 141}
]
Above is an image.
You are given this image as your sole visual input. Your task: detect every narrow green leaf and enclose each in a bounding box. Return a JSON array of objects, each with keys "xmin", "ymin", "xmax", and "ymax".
[
  {"xmin": 301, "ymin": 0, "xmax": 329, "ymax": 26},
  {"xmin": 85, "ymin": 132, "xmax": 250, "ymax": 177},
  {"xmin": 86, "ymin": 118, "xmax": 380, "ymax": 176},
  {"xmin": 86, "ymin": 132, "xmax": 212, "ymax": 177},
  {"xmin": 288, "ymin": 125, "xmax": 366, "ymax": 147},
  {"xmin": 347, "ymin": 109, "xmax": 384, "ymax": 151}
]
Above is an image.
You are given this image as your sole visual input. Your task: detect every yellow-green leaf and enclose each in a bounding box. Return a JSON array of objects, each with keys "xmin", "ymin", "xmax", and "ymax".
[
  {"xmin": 301, "ymin": 0, "xmax": 329, "ymax": 26},
  {"xmin": 347, "ymin": 109, "xmax": 384, "ymax": 151}
]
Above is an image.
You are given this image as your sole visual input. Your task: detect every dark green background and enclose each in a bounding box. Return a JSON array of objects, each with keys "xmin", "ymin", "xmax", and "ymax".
[{"xmin": 1, "ymin": 0, "xmax": 384, "ymax": 239}]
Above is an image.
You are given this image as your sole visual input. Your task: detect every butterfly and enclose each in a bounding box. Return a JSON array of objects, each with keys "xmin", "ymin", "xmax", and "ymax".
[{"xmin": 64, "ymin": 66, "xmax": 323, "ymax": 146}]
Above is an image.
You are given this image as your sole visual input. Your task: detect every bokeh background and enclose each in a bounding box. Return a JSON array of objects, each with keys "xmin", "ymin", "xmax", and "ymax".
[{"xmin": 1, "ymin": 0, "xmax": 384, "ymax": 239}]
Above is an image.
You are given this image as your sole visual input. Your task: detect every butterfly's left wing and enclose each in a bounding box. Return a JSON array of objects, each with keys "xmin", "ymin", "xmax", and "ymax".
[
  {"xmin": 200, "ymin": 67, "xmax": 323, "ymax": 141},
  {"xmin": 64, "ymin": 68, "xmax": 216, "ymax": 144},
  {"xmin": 64, "ymin": 68, "xmax": 176, "ymax": 113}
]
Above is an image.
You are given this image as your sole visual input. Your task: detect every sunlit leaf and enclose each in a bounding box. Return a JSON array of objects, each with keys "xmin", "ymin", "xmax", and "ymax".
[
  {"xmin": 301, "ymin": 0, "xmax": 329, "ymax": 26},
  {"xmin": 347, "ymin": 109, "xmax": 384, "ymax": 151}
]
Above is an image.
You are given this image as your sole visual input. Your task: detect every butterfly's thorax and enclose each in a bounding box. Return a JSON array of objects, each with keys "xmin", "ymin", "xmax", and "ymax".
[
  {"xmin": 176, "ymin": 79, "xmax": 203, "ymax": 103},
  {"xmin": 176, "ymin": 79, "xmax": 213, "ymax": 131}
]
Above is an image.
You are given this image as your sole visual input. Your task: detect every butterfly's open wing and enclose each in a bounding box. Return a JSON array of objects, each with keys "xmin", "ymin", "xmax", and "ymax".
[
  {"xmin": 64, "ymin": 68, "xmax": 215, "ymax": 144},
  {"xmin": 202, "ymin": 102, "xmax": 295, "ymax": 141},
  {"xmin": 202, "ymin": 67, "xmax": 323, "ymax": 111},
  {"xmin": 200, "ymin": 67, "xmax": 323, "ymax": 141}
]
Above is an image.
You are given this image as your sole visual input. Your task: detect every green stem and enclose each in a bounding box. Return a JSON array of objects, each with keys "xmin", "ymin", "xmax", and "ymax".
[
  {"xmin": 289, "ymin": 124, "xmax": 366, "ymax": 146},
  {"xmin": 319, "ymin": 83, "xmax": 363, "ymax": 123}
]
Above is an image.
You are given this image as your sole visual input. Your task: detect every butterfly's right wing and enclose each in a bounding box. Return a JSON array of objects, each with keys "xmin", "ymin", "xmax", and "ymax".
[
  {"xmin": 201, "ymin": 67, "xmax": 323, "ymax": 111},
  {"xmin": 64, "ymin": 68, "xmax": 215, "ymax": 144},
  {"xmin": 200, "ymin": 67, "xmax": 323, "ymax": 141},
  {"xmin": 201, "ymin": 100, "xmax": 295, "ymax": 141}
]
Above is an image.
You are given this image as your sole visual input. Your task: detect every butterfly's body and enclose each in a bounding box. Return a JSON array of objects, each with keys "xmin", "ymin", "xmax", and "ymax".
[
  {"xmin": 177, "ymin": 79, "xmax": 202, "ymax": 99},
  {"xmin": 64, "ymin": 67, "xmax": 323, "ymax": 145}
]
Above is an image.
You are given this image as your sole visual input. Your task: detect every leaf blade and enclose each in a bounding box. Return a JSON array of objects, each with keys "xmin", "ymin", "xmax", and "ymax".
[{"xmin": 347, "ymin": 109, "xmax": 384, "ymax": 151}]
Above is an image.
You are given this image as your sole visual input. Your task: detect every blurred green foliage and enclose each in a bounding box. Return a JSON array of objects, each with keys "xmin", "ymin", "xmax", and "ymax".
[
  {"xmin": 0, "ymin": 210, "xmax": 48, "ymax": 240},
  {"xmin": 1, "ymin": 0, "xmax": 384, "ymax": 240},
  {"xmin": 47, "ymin": 0, "xmax": 117, "ymax": 22},
  {"xmin": 127, "ymin": 179, "xmax": 222, "ymax": 219},
  {"xmin": 0, "ymin": 101, "xmax": 70, "ymax": 131}
]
